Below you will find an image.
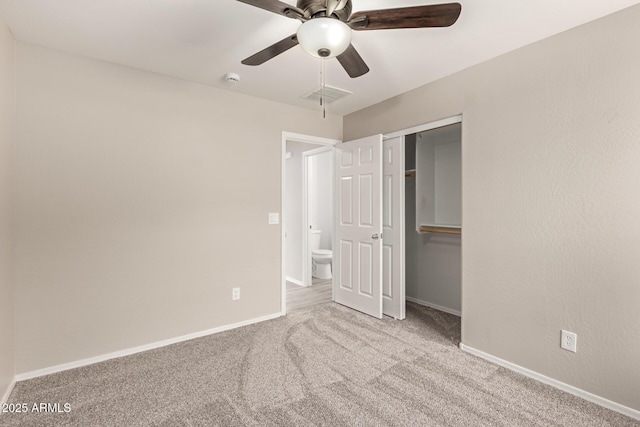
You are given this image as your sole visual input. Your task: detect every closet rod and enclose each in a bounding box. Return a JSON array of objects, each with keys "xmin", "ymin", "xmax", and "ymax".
[{"xmin": 419, "ymin": 226, "xmax": 462, "ymax": 235}]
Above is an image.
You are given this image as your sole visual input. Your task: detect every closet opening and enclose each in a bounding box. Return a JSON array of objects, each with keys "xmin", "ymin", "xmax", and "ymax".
[{"xmin": 402, "ymin": 120, "xmax": 462, "ymax": 319}]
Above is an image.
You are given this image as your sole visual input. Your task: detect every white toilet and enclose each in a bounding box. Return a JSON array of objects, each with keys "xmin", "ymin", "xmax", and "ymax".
[{"xmin": 310, "ymin": 229, "xmax": 332, "ymax": 280}]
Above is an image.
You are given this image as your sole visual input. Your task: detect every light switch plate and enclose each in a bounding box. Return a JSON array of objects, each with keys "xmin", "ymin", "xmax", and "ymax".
[{"xmin": 268, "ymin": 213, "xmax": 279, "ymax": 225}]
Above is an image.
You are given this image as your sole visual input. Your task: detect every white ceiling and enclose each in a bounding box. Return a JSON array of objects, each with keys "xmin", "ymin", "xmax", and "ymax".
[{"xmin": 1, "ymin": 0, "xmax": 639, "ymax": 116}]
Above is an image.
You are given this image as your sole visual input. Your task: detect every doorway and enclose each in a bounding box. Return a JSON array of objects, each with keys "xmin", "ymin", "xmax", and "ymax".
[
  {"xmin": 385, "ymin": 116, "xmax": 462, "ymax": 322},
  {"xmin": 281, "ymin": 132, "xmax": 339, "ymax": 315},
  {"xmin": 302, "ymin": 146, "xmax": 333, "ymax": 287}
]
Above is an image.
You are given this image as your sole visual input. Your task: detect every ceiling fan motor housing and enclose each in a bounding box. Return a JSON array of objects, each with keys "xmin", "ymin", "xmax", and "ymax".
[{"xmin": 297, "ymin": 0, "xmax": 352, "ymax": 21}]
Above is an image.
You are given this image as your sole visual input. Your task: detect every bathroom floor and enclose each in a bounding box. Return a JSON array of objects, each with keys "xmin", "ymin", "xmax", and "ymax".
[{"xmin": 286, "ymin": 278, "xmax": 332, "ymax": 312}]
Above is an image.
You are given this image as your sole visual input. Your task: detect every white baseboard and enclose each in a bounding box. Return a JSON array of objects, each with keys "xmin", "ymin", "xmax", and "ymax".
[
  {"xmin": 459, "ymin": 343, "xmax": 640, "ymax": 421},
  {"xmin": 406, "ymin": 296, "xmax": 461, "ymax": 317},
  {"xmin": 16, "ymin": 312, "xmax": 282, "ymax": 382},
  {"xmin": 285, "ymin": 277, "xmax": 305, "ymax": 287},
  {"xmin": 1, "ymin": 377, "xmax": 16, "ymax": 405}
]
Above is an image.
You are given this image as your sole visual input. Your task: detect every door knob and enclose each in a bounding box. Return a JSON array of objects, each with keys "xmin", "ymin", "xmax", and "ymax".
[{"xmin": 372, "ymin": 234, "xmax": 379, "ymax": 240}]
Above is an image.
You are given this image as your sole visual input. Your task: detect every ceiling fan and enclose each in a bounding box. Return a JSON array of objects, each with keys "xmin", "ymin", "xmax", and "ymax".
[{"xmin": 237, "ymin": 0, "xmax": 462, "ymax": 78}]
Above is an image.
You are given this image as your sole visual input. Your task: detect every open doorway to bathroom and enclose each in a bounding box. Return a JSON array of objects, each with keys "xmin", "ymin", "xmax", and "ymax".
[{"xmin": 282, "ymin": 134, "xmax": 338, "ymax": 313}]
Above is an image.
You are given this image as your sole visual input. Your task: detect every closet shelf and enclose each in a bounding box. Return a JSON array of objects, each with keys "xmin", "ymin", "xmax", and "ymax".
[
  {"xmin": 419, "ymin": 225, "xmax": 462, "ymax": 235},
  {"xmin": 405, "ymin": 169, "xmax": 416, "ymax": 177}
]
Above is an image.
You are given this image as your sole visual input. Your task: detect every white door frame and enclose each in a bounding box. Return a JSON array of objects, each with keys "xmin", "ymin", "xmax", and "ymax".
[
  {"xmin": 383, "ymin": 115, "xmax": 462, "ymax": 140},
  {"xmin": 302, "ymin": 145, "xmax": 334, "ymax": 287},
  {"xmin": 281, "ymin": 132, "xmax": 340, "ymax": 316}
]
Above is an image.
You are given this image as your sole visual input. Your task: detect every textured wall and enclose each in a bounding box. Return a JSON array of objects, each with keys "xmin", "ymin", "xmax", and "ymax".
[
  {"xmin": 14, "ymin": 43, "xmax": 342, "ymax": 374},
  {"xmin": 345, "ymin": 5, "xmax": 640, "ymax": 411},
  {"xmin": 0, "ymin": 17, "xmax": 15, "ymax": 400}
]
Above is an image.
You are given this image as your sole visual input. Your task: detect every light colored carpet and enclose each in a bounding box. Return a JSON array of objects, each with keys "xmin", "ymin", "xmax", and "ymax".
[{"xmin": 2, "ymin": 302, "xmax": 637, "ymax": 426}]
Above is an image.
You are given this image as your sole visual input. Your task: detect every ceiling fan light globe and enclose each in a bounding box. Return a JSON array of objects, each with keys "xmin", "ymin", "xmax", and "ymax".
[{"xmin": 296, "ymin": 18, "xmax": 352, "ymax": 59}]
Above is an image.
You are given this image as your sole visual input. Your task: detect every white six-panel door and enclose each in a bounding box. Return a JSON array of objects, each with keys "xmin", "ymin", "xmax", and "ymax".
[
  {"xmin": 333, "ymin": 135, "xmax": 383, "ymax": 318},
  {"xmin": 382, "ymin": 136, "xmax": 405, "ymax": 319}
]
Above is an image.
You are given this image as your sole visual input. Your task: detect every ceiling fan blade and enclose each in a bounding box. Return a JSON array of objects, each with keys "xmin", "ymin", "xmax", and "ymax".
[
  {"xmin": 241, "ymin": 34, "xmax": 299, "ymax": 66},
  {"xmin": 236, "ymin": 0, "xmax": 304, "ymax": 20},
  {"xmin": 348, "ymin": 3, "xmax": 462, "ymax": 31},
  {"xmin": 325, "ymin": 0, "xmax": 349, "ymax": 17},
  {"xmin": 337, "ymin": 44, "xmax": 369, "ymax": 78}
]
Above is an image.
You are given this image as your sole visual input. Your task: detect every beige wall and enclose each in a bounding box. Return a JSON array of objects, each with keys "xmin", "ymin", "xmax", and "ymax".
[
  {"xmin": 14, "ymin": 43, "xmax": 342, "ymax": 374},
  {"xmin": 0, "ymin": 17, "xmax": 15, "ymax": 399},
  {"xmin": 345, "ymin": 5, "xmax": 640, "ymax": 412}
]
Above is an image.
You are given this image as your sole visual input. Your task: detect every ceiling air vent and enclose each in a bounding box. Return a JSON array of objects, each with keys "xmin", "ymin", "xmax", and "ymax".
[{"xmin": 301, "ymin": 85, "xmax": 352, "ymax": 104}]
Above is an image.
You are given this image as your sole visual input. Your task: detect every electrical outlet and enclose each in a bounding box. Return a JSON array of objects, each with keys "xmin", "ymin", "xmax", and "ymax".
[
  {"xmin": 561, "ymin": 330, "xmax": 577, "ymax": 352},
  {"xmin": 232, "ymin": 287, "xmax": 240, "ymax": 301}
]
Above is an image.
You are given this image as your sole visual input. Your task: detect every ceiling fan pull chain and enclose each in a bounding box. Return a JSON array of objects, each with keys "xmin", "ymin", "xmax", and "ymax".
[
  {"xmin": 320, "ymin": 58, "xmax": 323, "ymax": 108},
  {"xmin": 321, "ymin": 57, "xmax": 326, "ymax": 119}
]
